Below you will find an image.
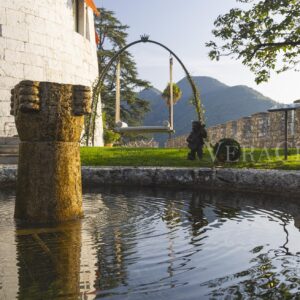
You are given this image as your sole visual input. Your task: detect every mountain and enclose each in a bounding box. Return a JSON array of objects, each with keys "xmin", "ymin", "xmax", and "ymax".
[{"xmin": 140, "ymin": 76, "xmax": 279, "ymax": 145}]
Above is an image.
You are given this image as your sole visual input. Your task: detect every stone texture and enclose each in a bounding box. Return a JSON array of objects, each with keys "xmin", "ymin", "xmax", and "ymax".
[
  {"xmin": 1, "ymin": 166, "xmax": 300, "ymax": 196},
  {"xmin": 12, "ymin": 80, "xmax": 91, "ymax": 223},
  {"xmin": 0, "ymin": 1, "xmax": 103, "ymax": 145},
  {"xmin": 166, "ymin": 108, "xmax": 300, "ymax": 148},
  {"xmin": 80, "ymin": 166, "xmax": 300, "ymax": 196}
]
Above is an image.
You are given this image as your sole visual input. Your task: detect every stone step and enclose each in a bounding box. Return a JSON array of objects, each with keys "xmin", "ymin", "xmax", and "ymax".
[
  {"xmin": 0, "ymin": 154, "xmax": 18, "ymax": 164},
  {"xmin": 0, "ymin": 145, "xmax": 19, "ymax": 154}
]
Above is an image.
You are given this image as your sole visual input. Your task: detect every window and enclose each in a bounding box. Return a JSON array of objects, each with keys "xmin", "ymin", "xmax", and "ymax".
[
  {"xmin": 85, "ymin": 5, "xmax": 90, "ymax": 40},
  {"xmin": 72, "ymin": 0, "xmax": 79, "ymax": 32},
  {"xmin": 72, "ymin": 0, "xmax": 88, "ymax": 38}
]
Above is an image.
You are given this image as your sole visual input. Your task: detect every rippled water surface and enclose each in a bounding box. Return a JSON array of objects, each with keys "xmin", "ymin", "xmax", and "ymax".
[{"xmin": 0, "ymin": 187, "xmax": 300, "ymax": 299}]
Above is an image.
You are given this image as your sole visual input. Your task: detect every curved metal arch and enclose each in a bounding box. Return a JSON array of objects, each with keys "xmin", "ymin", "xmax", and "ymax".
[{"xmin": 88, "ymin": 36, "xmax": 203, "ymax": 145}]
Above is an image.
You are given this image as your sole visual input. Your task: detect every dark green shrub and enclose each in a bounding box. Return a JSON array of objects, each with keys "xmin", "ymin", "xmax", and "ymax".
[{"xmin": 213, "ymin": 138, "xmax": 241, "ymax": 162}]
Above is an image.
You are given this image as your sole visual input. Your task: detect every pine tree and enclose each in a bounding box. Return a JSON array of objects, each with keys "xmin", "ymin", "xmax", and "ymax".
[{"xmin": 95, "ymin": 8, "xmax": 151, "ymax": 129}]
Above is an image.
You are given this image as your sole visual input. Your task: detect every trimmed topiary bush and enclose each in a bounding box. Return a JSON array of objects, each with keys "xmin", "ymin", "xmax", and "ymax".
[
  {"xmin": 213, "ymin": 138, "xmax": 241, "ymax": 162},
  {"xmin": 162, "ymin": 83, "xmax": 182, "ymax": 106}
]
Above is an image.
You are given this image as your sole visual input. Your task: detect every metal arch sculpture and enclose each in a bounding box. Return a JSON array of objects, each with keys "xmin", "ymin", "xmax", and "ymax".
[{"xmin": 87, "ymin": 35, "xmax": 203, "ymax": 145}]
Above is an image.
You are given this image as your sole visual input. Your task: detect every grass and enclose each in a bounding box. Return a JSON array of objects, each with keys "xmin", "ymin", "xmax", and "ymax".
[{"xmin": 80, "ymin": 147, "xmax": 300, "ymax": 170}]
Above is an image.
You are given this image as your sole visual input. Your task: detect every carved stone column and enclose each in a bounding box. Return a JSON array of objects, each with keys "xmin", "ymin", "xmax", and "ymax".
[{"xmin": 11, "ymin": 81, "xmax": 91, "ymax": 223}]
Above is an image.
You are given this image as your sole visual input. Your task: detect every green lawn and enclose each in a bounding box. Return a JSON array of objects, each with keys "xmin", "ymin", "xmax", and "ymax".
[{"xmin": 80, "ymin": 147, "xmax": 300, "ymax": 170}]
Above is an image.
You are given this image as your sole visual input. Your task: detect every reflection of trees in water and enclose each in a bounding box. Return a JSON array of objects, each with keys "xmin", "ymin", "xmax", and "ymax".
[
  {"xmin": 162, "ymin": 199, "xmax": 184, "ymax": 227},
  {"xmin": 187, "ymin": 192, "xmax": 208, "ymax": 237},
  {"xmin": 89, "ymin": 186, "xmax": 300, "ymax": 232},
  {"xmin": 2, "ymin": 187, "xmax": 299, "ymax": 299},
  {"xmin": 15, "ymin": 221, "xmax": 82, "ymax": 299},
  {"xmin": 211, "ymin": 190, "xmax": 300, "ymax": 231},
  {"xmin": 213, "ymin": 205, "xmax": 241, "ymax": 220},
  {"xmin": 204, "ymin": 246, "xmax": 300, "ymax": 299},
  {"xmin": 162, "ymin": 198, "xmax": 185, "ymax": 283},
  {"xmin": 92, "ymin": 228, "xmax": 130, "ymax": 292},
  {"xmin": 189, "ymin": 191, "xmax": 300, "ymax": 299},
  {"xmin": 128, "ymin": 188, "xmax": 300, "ymax": 298},
  {"xmin": 270, "ymin": 212, "xmax": 294, "ymax": 256},
  {"xmin": 187, "ymin": 191, "xmax": 242, "ymax": 236},
  {"xmin": 87, "ymin": 193, "xmax": 139, "ymax": 294},
  {"xmin": 82, "ymin": 188, "xmax": 300, "ymax": 297}
]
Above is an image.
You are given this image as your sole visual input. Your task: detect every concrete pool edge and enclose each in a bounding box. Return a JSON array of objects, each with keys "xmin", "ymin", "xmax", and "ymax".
[{"xmin": 1, "ymin": 165, "xmax": 300, "ymax": 195}]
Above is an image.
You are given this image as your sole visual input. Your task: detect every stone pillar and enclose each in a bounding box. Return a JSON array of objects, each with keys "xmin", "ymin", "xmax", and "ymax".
[{"xmin": 10, "ymin": 81, "xmax": 91, "ymax": 223}]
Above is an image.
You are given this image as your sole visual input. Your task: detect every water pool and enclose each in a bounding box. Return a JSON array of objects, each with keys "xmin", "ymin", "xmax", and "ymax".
[{"xmin": 0, "ymin": 187, "xmax": 299, "ymax": 299}]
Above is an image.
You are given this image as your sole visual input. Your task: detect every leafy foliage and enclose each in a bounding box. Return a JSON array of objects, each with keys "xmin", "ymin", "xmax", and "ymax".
[
  {"xmin": 162, "ymin": 83, "xmax": 182, "ymax": 106},
  {"xmin": 95, "ymin": 8, "xmax": 151, "ymax": 129},
  {"xmin": 103, "ymin": 130, "xmax": 120, "ymax": 145},
  {"xmin": 206, "ymin": 0, "xmax": 300, "ymax": 83},
  {"xmin": 102, "ymin": 111, "xmax": 120, "ymax": 145}
]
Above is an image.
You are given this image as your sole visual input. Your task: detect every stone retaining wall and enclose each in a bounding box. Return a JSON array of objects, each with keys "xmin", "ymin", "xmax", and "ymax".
[
  {"xmin": 166, "ymin": 108, "xmax": 300, "ymax": 148},
  {"xmin": 1, "ymin": 166, "xmax": 300, "ymax": 196}
]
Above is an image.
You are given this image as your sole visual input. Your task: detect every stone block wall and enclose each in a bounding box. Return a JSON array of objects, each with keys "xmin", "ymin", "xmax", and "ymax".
[
  {"xmin": 209, "ymin": 109, "xmax": 300, "ymax": 148},
  {"xmin": 165, "ymin": 108, "xmax": 300, "ymax": 148},
  {"xmin": 236, "ymin": 117, "xmax": 252, "ymax": 147},
  {"xmin": 0, "ymin": 0, "xmax": 103, "ymax": 144}
]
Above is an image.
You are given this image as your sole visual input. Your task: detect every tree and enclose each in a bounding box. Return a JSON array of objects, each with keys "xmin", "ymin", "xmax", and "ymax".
[
  {"xmin": 206, "ymin": 0, "xmax": 300, "ymax": 83},
  {"xmin": 95, "ymin": 8, "xmax": 151, "ymax": 129}
]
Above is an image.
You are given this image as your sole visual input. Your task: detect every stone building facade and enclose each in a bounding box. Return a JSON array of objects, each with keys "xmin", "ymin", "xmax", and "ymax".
[
  {"xmin": 166, "ymin": 108, "xmax": 300, "ymax": 149},
  {"xmin": 0, "ymin": 0, "xmax": 103, "ymax": 145}
]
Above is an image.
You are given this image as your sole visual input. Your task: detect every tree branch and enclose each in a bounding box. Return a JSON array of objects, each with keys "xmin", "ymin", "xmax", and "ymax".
[{"xmin": 250, "ymin": 40, "xmax": 300, "ymax": 59}]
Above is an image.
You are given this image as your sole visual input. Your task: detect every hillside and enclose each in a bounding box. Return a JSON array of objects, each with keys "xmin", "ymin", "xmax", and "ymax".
[{"xmin": 140, "ymin": 76, "xmax": 279, "ymax": 145}]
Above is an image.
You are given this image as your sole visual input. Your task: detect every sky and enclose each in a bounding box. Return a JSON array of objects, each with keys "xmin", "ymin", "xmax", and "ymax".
[{"xmin": 95, "ymin": 0, "xmax": 300, "ymax": 104}]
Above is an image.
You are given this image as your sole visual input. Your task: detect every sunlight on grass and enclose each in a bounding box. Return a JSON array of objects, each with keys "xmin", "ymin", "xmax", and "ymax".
[{"xmin": 80, "ymin": 147, "xmax": 300, "ymax": 170}]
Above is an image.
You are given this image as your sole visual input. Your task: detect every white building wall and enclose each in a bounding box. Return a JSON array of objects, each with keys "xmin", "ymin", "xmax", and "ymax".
[{"xmin": 0, "ymin": 0, "xmax": 103, "ymax": 145}]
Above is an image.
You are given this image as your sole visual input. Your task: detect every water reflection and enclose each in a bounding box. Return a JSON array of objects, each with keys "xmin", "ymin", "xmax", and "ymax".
[
  {"xmin": 15, "ymin": 222, "xmax": 82, "ymax": 299},
  {"xmin": 85, "ymin": 187, "xmax": 300, "ymax": 299},
  {"xmin": 90, "ymin": 197, "xmax": 138, "ymax": 295},
  {"xmin": 0, "ymin": 187, "xmax": 299, "ymax": 299}
]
